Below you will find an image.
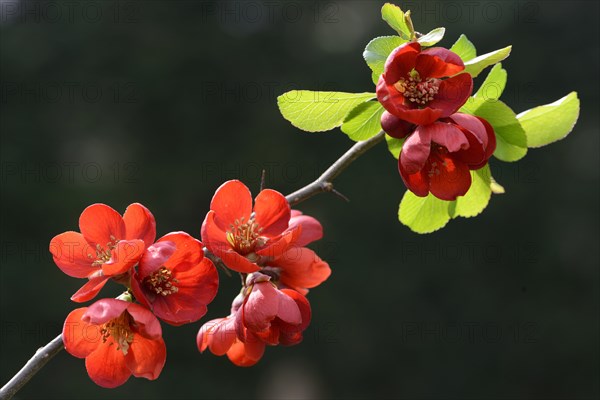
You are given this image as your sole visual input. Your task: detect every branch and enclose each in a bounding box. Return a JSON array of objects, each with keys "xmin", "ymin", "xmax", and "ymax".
[
  {"xmin": 0, "ymin": 130, "xmax": 386, "ymax": 399},
  {"xmin": 0, "ymin": 334, "xmax": 64, "ymax": 400},
  {"xmin": 286, "ymin": 131, "xmax": 385, "ymax": 206}
]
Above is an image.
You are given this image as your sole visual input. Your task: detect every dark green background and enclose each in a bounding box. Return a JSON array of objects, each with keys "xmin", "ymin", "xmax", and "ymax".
[{"xmin": 1, "ymin": 1, "xmax": 598, "ymax": 398}]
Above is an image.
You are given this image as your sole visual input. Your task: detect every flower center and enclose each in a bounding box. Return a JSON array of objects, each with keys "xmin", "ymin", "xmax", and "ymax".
[
  {"xmin": 427, "ymin": 145, "xmax": 450, "ymax": 178},
  {"xmin": 394, "ymin": 70, "xmax": 440, "ymax": 106},
  {"xmin": 100, "ymin": 312, "xmax": 134, "ymax": 355},
  {"xmin": 144, "ymin": 266, "xmax": 179, "ymax": 296},
  {"xmin": 226, "ymin": 217, "xmax": 265, "ymax": 255},
  {"xmin": 90, "ymin": 235, "xmax": 119, "ymax": 267}
]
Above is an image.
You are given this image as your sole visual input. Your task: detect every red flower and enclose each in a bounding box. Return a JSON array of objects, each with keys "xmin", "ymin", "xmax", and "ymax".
[
  {"xmin": 399, "ymin": 113, "xmax": 496, "ymax": 200},
  {"xmin": 197, "ymin": 272, "xmax": 311, "ymax": 367},
  {"xmin": 197, "ymin": 314, "xmax": 265, "ymax": 367},
  {"xmin": 201, "ymin": 180, "xmax": 301, "ymax": 273},
  {"xmin": 130, "ymin": 232, "xmax": 219, "ymax": 326},
  {"xmin": 376, "ymin": 42, "xmax": 472, "ymax": 126},
  {"xmin": 62, "ymin": 298, "xmax": 166, "ymax": 388},
  {"xmin": 261, "ymin": 211, "xmax": 331, "ymax": 295},
  {"xmin": 50, "ymin": 203, "xmax": 155, "ymax": 302},
  {"xmin": 246, "ymin": 286, "xmax": 311, "ymax": 347}
]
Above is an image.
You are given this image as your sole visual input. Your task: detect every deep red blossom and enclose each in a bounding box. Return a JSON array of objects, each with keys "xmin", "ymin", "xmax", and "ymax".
[
  {"xmin": 377, "ymin": 42, "xmax": 473, "ymax": 127},
  {"xmin": 50, "ymin": 203, "xmax": 155, "ymax": 302},
  {"xmin": 201, "ymin": 180, "xmax": 301, "ymax": 273},
  {"xmin": 62, "ymin": 298, "xmax": 166, "ymax": 388},
  {"xmin": 399, "ymin": 113, "xmax": 496, "ymax": 200},
  {"xmin": 130, "ymin": 232, "xmax": 219, "ymax": 326},
  {"xmin": 197, "ymin": 272, "xmax": 311, "ymax": 367}
]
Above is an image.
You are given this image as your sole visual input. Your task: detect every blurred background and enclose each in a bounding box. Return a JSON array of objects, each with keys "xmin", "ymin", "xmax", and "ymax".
[{"xmin": 1, "ymin": 1, "xmax": 598, "ymax": 398}]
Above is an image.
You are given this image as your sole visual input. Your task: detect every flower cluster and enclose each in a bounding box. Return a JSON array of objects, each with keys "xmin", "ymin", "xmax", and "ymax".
[
  {"xmin": 198, "ymin": 180, "xmax": 330, "ymax": 366},
  {"xmin": 50, "ymin": 181, "xmax": 330, "ymax": 386},
  {"xmin": 51, "ymin": 203, "xmax": 219, "ymax": 387},
  {"xmin": 377, "ymin": 41, "xmax": 497, "ymax": 200}
]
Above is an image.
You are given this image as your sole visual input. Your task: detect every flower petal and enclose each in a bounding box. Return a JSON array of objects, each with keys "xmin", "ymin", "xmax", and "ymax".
[
  {"xmin": 279, "ymin": 289, "xmax": 311, "ymax": 332},
  {"xmin": 79, "ymin": 203, "xmax": 126, "ymax": 247},
  {"xmin": 214, "ymin": 248, "xmax": 260, "ymax": 273},
  {"xmin": 399, "ymin": 125, "xmax": 432, "ymax": 174},
  {"xmin": 50, "ymin": 231, "xmax": 96, "ymax": 278},
  {"xmin": 101, "ymin": 239, "xmax": 145, "ymax": 276},
  {"xmin": 226, "ymin": 338, "xmax": 265, "ymax": 367},
  {"xmin": 416, "ymin": 47, "xmax": 464, "ymax": 78},
  {"xmin": 395, "ymin": 106, "xmax": 444, "ymax": 126},
  {"xmin": 428, "ymin": 121, "xmax": 469, "ymax": 152},
  {"xmin": 210, "ymin": 180, "xmax": 253, "ymax": 231},
  {"xmin": 471, "ymin": 118, "xmax": 496, "ymax": 170},
  {"xmin": 275, "ymin": 247, "xmax": 331, "ymax": 291},
  {"xmin": 256, "ymin": 225, "xmax": 301, "ymax": 259},
  {"xmin": 158, "ymin": 232, "xmax": 203, "ymax": 271},
  {"xmin": 276, "ymin": 290, "xmax": 302, "ymax": 325},
  {"xmin": 123, "ymin": 203, "xmax": 156, "ymax": 247},
  {"xmin": 125, "ymin": 335, "xmax": 166, "ymax": 380},
  {"xmin": 383, "ymin": 42, "xmax": 421, "ymax": 84},
  {"xmin": 449, "ymin": 114, "xmax": 496, "ymax": 168},
  {"xmin": 83, "ymin": 299, "xmax": 130, "ymax": 325},
  {"xmin": 201, "ymin": 211, "xmax": 230, "ymax": 253},
  {"xmin": 254, "ymin": 189, "xmax": 291, "ymax": 237},
  {"xmin": 448, "ymin": 113, "xmax": 489, "ymax": 149},
  {"xmin": 428, "ymin": 151, "xmax": 472, "ymax": 200},
  {"xmin": 428, "ymin": 73, "xmax": 473, "ymax": 117},
  {"xmin": 197, "ymin": 317, "xmax": 237, "ymax": 356},
  {"xmin": 126, "ymin": 302, "xmax": 163, "ymax": 340},
  {"xmin": 376, "ymin": 75, "xmax": 406, "ymax": 115},
  {"xmin": 380, "ymin": 111, "xmax": 415, "ymax": 139},
  {"xmin": 70, "ymin": 276, "xmax": 109, "ymax": 303},
  {"xmin": 63, "ymin": 307, "xmax": 99, "ymax": 358},
  {"xmin": 287, "ymin": 212, "xmax": 323, "ymax": 247},
  {"xmin": 130, "ymin": 274, "xmax": 152, "ymax": 309},
  {"xmin": 243, "ymin": 282, "xmax": 280, "ymax": 332},
  {"xmin": 452, "ymin": 128, "xmax": 486, "ymax": 166},
  {"xmin": 398, "ymin": 158, "xmax": 430, "ymax": 197},
  {"xmin": 85, "ymin": 339, "xmax": 131, "ymax": 388},
  {"xmin": 137, "ymin": 241, "xmax": 177, "ymax": 279}
]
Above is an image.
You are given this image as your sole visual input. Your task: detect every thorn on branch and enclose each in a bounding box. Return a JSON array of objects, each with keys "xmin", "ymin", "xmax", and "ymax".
[
  {"xmin": 331, "ymin": 188, "xmax": 350, "ymax": 203},
  {"xmin": 321, "ymin": 181, "xmax": 350, "ymax": 202},
  {"xmin": 260, "ymin": 169, "xmax": 266, "ymax": 192}
]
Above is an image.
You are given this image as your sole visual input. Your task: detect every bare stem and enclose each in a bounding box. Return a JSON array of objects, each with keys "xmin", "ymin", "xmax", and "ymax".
[
  {"xmin": 286, "ymin": 131, "xmax": 385, "ymax": 206},
  {"xmin": 0, "ymin": 334, "xmax": 64, "ymax": 400},
  {"xmin": 0, "ymin": 130, "xmax": 385, "ymax": 399}
]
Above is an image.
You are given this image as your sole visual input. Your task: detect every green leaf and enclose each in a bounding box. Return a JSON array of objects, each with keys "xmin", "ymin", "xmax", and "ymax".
[
  {"xmin": 450, "ymin": 34, "xmax": 476, "ymax": 62},
  {"xmin": 517, "ymin": 92, "xmax": 580, "ymax": 148},
  {"xmin": 277, "ymin": 91, "xmax": 375, "ymax": 132},
  {"xmin": 417, "ymin": 27, "xmax": 445, "ymax": 47},
  {"xmin": 398, "ymin": 165, "xmax": 503, "ymax": 233},
  {"xmin": 341, "ymin": 101, "xmax": 385, "ymax": 141},
  {"xmin": 451, "ymin": 165, "xmax": 492, "ymax": 218},
  {"xmin": 399, "ymin": 192, "xmax": 451, "ymax": 234},
  {"xmin": 461, "ymin": 97, "xmax": 527, "ymax": 162},
  {"xmin": 363, "ymin": 36, "xmax": 408, "ymax": 84},
  {"xmin": 385, "ymin": 134, "xmax": 405, "ymax": 159},
  {"xmin": 490, "ymin": 177, "xmax": 505, "ymax": 194},
  {"xmin": 381, "ymin": 3, "xmax": 411, "ymax": 39},
  {"xmin": 463, "ymin": 45, "xmax": 512, "ymax": 78},
  {"xmin": 474, "ymin": 63, "xmax": 507, "ymax": 102}
]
